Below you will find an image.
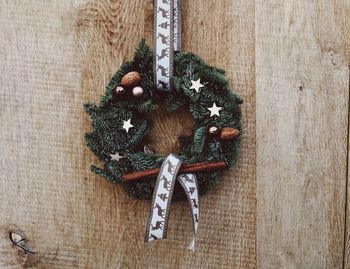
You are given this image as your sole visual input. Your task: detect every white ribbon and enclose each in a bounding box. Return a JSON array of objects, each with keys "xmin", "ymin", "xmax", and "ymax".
[
  {"xmin": 150, "ymin": 0, "xmax": 199, "ymax": 250},
  {"xmin": 173, "ymin": 0, "xmax": 181, "ymax": 51},
  {"xmin": 154, "ymin": 0, "xmax": 181, "ymax": 91},
  {"xmin": 178, "ymin": 173, "xmax": 199, "ymax": 251},
  {"xmin": 145, "ymin": 154, "xmax": 200, "ymax": 251}
]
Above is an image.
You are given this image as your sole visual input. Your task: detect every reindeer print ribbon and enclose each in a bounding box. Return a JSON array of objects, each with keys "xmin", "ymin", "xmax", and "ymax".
[
  {"xmin": 145, "ymin": 154, "xmax": 200, "ymax": 250},
  {"xmin": 173, "ymin": 0, "xmax": 181, "ymax": 51},
  {"xmin": 177, "ymin": 173, "xmax": 199, "ymax": 250},
  {"xmin": 154, "ymin": 0, "xmax": 181, "ymax": 91}
]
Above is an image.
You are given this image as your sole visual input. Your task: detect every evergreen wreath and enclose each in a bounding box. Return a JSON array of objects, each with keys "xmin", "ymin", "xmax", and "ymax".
[{"xmin": 84, "ymin": 40, "xmax": 242, "ymax": 201}]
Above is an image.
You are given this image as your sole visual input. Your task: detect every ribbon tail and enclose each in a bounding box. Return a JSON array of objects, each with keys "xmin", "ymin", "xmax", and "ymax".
[
  {"xmin": 145, "ymin": 154, "xmax": 182, "ymax": 242},
  {"xmin": 187, "ymin": 237, "xmax": 195, "ymax": 252},
  {"xmin": 177, "ymin": 173, "xmax": 200, "ymax": 251},
  {"xmin": 145, "ymin": 156, "xmax": 200, "ymax": 249}
]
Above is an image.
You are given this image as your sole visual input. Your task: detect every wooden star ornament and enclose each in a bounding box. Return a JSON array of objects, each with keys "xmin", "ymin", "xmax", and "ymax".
[
  {"xmin": 190, "ymin": 79, "xmax": 204, "ymax": 93},
  {"xmin": 207, "ymin": 102, "xmax": 222, "ymax": 117},
  {"xmin": 110, "ymin": 152, "xmax": 124, "ymax": 162},
  {"xmin": 122, "ymin": 118, "xmax": 134, "ymax": 133}
]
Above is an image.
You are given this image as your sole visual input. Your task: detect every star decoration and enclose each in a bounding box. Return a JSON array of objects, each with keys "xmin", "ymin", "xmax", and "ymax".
[
  {"xmin": 190, "ymin": 79, "xmax": 204, "ymax": 93},
  {"xmin": 207, "ymin": 102, "xmax": 222, "ymax": 117},
  {"xmin": 110, "ymin": 152, "xmax": 124, "ymax": 162},
  {"xmin": 122, "ymin": 118, "xmax": 134, "ymax": 133}
]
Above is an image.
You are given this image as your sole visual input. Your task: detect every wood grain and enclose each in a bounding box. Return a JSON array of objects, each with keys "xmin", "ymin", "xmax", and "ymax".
[
  {"xmin": 0, "ymin": 0, "xmax": 255, "ymax": 268},
  {"xmin": 256, "ymin": 1, "xmax": 350, "ymax": 268},
  {"xmin": 5, "ymin": 0, "xmax": 350, "ymax": 267}
]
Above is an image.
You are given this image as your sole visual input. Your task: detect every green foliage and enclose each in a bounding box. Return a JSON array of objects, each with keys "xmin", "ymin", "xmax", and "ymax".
[{"xmin": 85, "ymin": 40, "xmax": 242, "ymax": 200}]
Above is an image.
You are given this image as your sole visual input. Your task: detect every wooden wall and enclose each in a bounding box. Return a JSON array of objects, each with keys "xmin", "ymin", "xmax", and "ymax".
[{"xmin": 0, "ymin": 0, "xmax": 349, "ymax": 268}]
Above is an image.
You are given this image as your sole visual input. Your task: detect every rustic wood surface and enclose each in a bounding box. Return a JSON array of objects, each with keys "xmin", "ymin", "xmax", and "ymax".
[
  {"xmin": 0, "ymin": 0, "xmax": 349, "ymax": 268},
  {"xmin": 256, "ymin": 1, "xmax": 350, "ymax": 268}
]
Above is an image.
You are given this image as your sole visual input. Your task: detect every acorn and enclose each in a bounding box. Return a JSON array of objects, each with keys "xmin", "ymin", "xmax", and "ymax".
[
  {"xmin": 132, "ymin": 86, "xmax": 144, "ymax": 97},
  {"xmin": 121, "ymin": 71, "xmax": 141, "ymax": 87},
  {"xmin": 208, "ymin": 126, "xmax": 220, "ymax": 137}
]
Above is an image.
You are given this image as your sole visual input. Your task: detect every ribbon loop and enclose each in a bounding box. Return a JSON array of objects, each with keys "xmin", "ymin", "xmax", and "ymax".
[
  {"xmin": 154, "ymin": 0, "xmax": 181, "ymax": 91},
  {"xmin": 145, "ymin": 155, "xmax": 200, "ymax": 250}
]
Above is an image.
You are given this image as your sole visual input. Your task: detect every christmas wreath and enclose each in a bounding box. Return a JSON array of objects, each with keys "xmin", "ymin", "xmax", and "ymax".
[{"xmin": 84, "ymin": 40, "xmax": 242, "ymax": 201}]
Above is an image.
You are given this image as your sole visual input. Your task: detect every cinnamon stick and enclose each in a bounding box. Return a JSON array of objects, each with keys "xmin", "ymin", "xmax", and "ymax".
[{"xmin": 123, "ymin": 161, "xmax": 228, "ymax": 182}]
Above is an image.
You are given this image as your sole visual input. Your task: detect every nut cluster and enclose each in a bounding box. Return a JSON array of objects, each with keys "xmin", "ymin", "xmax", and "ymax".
[{"xmin": 114, "ymin": 71, "xmax": 144, "ymax": 98}]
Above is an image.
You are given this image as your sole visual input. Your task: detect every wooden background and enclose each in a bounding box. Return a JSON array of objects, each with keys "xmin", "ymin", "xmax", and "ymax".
[{"xmin": 0, "ymin": 0, "xmax": 349, "ymax": 268}]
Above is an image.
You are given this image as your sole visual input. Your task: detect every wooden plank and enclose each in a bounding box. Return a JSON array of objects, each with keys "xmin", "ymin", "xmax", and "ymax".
[
  {"xmin": 256, "ymin": 0, "xmax": 350, "ymax": 268},
  {"xmin": 0, "ymin": 0, "xmax": 256, "ymax": 268},
  {"xmin": 338, "ymin": 1, "xmax": 350, "ymax": 267}
]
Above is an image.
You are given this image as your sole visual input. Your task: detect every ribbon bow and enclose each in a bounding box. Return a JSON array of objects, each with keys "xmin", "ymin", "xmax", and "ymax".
[
  {"xmin": 145, "ymin": 155, "xmax": 200, "ymax": 251},
  {"xmin": 145, "ymin": 0, "xmax": 199, "ymax": 251}
]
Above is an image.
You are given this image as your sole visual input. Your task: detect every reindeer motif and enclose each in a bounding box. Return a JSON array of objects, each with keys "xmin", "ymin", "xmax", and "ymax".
[
  {"xmin": 161, "ymin": 175, "xmax": 171, "ymax": 191},
  {"xmin": 166, "ymin": 160, "xmax": 175, "ymax": 174},
  {"xmin": 181, "ymin": 174, "xmax": 194, "ymax": 184},
  {"xmin": 188, "ymin": 187, "xmax": 196, "ymax": 196},
  {"xmin": 154, "ymin": 203, "xmax": 166, "ymax": 219},
  {"xmin": 149, "ymin": 233, "xmax": 160, "ymax": 240},
  {"xmin": 158, "ymin": 193, "xmax": 169, "ymax": 202},
  {"xmin": 158, "ymin": 80, "xmax": 169, "ymax": 90},
  {"xmin": 157, "ymin": 47, "xmax": 169, "ymax": 60},
  {"xmin": 157, "ymin": 33, "xmax": 169, "ymax": 45},
  {"xmin": 191, "ymin": 198, "xmax": 198, "ymax": 209},
  {"xmin": 151, "ymin": 220, "xmax": 164, "ymax": 231},
  {"xmin": 194, "ymin": 213, "xmax": 199, "ymax": 223},
  {"xmin": 158, "ymin": 7, "xmax": 169, "ymax": 18},
  {"xmin": 159, "ymin": 21, "xmax": 170, "ymax": 29},
  {"xmin": 157, "ymin": 65, "xmax": 169, "ymax": 77},
  {"xmin": 162, "ymin": 0, "xmax": 170, "ymax": 4}
]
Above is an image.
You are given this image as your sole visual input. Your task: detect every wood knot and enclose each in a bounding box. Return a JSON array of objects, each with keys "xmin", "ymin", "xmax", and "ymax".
[
  {"xmin": 9, "ymin": 232, "xmax": 35, "ymax": 255},
  {"xmin": 0, "ymin": 224, "xmax": 38, "ymax": 267}
]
